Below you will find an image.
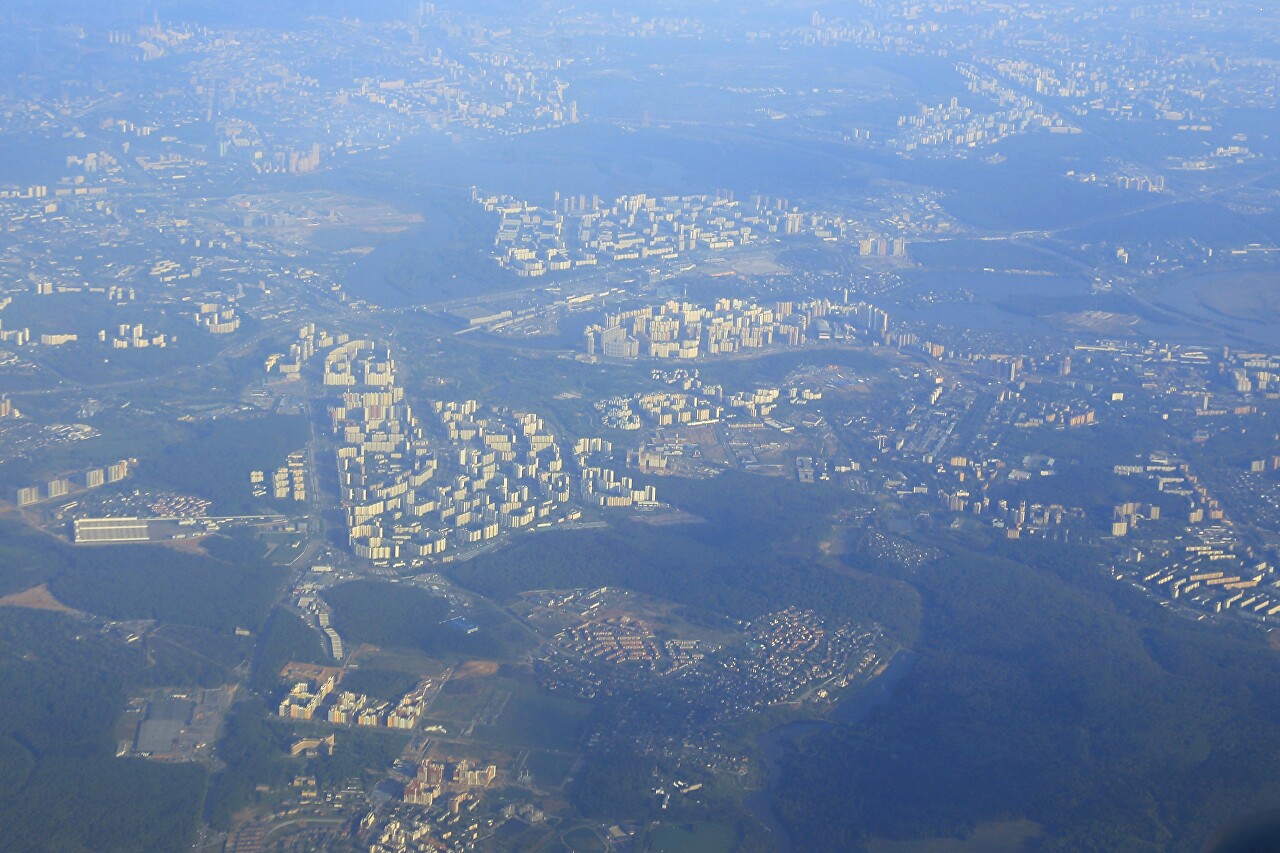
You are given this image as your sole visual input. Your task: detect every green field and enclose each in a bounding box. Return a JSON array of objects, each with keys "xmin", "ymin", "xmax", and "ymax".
[
  {"xmin": 354, "ymin": 647, "xmax": 449, "ymax": 679},
  {"xmin": 867, "ymin": 820, "xmax": 1043, "ymax": 853},
  {"xmin": 338, "ymin": 665, "xmax": 425, "ymax": 702},
  {"xmin": 523, "ymin": 750, "xmax": 577, "ymax": 789},
  {"xmin": 423, "ymin": 676, "xmax": 490, "ymax": 725},
  {"xmin": 644, "ymin": 823, "xmax": 737, "ymax": 853},
  {"xmin": 420, "ymin": 673, "xmax": 589, "ymax": 753},
  {"xmin": 560, "ymin": 826, "xmax": 609, "ymax": 852},
  {"xmin": 472, "ymin": 681, "xmax": 590, "ymax": 752}
]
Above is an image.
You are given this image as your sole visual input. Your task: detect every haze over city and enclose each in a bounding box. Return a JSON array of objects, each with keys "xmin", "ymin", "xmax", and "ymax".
[{"xmin": 2, "ymin": 2, "xmax": 1280, "ymax": 852}]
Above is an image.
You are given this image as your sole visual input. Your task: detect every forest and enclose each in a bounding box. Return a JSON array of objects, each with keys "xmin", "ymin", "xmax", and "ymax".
[
  {"xmin": 0, "ymin": 525, "xmax": 288, "ymax": 849},
  {"xmin": 448, "ymin": 471, "xmax": 921, "ymax": 642},
  {"xmin": 0, "ymin": 521, "xmax": 286, "ymax": 634},
  {"xmin": 323, "ymin": 579, "xmax": 525, "ymax": 661},
  {"xmin": 773, "ymin": 538, "xmax": 1280, "ymax": 851},
  {"xmin": 0, "ymin": 609, "xmax": 207, "ymax": 852},
  {"xmin": 137, "ymin": 413, "xmax": 310, "ymax": 515}
]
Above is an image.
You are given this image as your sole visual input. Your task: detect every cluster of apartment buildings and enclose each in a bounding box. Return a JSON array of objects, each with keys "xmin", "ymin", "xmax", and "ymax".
[
  {"xmin": 148, "ymin": 258, "xmax": 200, "ymax": 284},
  {"xmin": 1225, "ymin": 351, "xmax": 1280, "ymax": 396},
  {"xmin": 346, "ymin": 59, "xmax": 578, "ymax": 139},
  {"xmin": 403, "ymin": 758, "xmax": 499, "ymax": 809},
  {"xmin": 278, "ymin": 675, "xmax": 435, "ymax": 730},
  {"xmin": 475, "ymin": 188, "xmax": 902, "ymax": 277},
  {"xmin": 0, "ymin": 317, "xmax": 64, "ymax": 348},
  {"xmin": 320, "ymin": 340, "xmax": 653, "ymax": 564},
  {"xmin": 1012, "ymin": 400, "xmax": 1097, "ymax": 429},
  {"xmin": 265, "ymin": 323, "xmax": 354, "ymax": 381},
  {"xmin": 250, "ymin": 450, "xmax": 308, "ymax": 502},
  {"xmin": 1109, "ymin": 453, "xmax": 1279, "ymax": 618},
  {"xmin": 1111, "ymin": 501, "xmax": 1162, "ymax": 537},
  {"xmin": 586, "ymin": 297, "xmax": 852, "ymax": 360},
  {"xmin": 927, "ymin": 453, "xmax": 1089, "ymax": 538},
  {"xmin": 99, "ymin": 323, "xmax": 170, "ymax": 349},
  {"xmin": 278, "ymin": 675, "xmax": 338, "ymax": 721},
  {"xmin": 1067, "ymin": 169, "xmax": 1166, "ymax": 192},
  {"xmin": 326, "ymin": 685, "xmax": 430, "ymax": 730},
  {"xmin": 1129, "ymin": 548, "xmax": 1274, "ymax": 617},
  {"xmin": 81, "ymin": 8, "xmax": 581, "ymax": 189},
  {"xmin": 891, "ymin": 68, "xmax": 1068, "ymax": 153},
  {"xmin": 193, "ymin": 302, "xmax": 240, "ymax": 334},
  {"xmin": 14, "ymin": 459, "xmax": 131, "ymax": 508},
  {"xmin": 1114, "ymin": 455, "xmax": 1227, "ymax": 526},
  {"xmin": 573, "ymin": 438, "xmax": 657, "ymax": 507},
  {"xmin": 1247, "ymin": 456, "xmax": 1280, "ymax": 474},
  {"xmin": 596, "ymin": 391, "xmax": 725, "ymax": 431},
  {"xmin": 992, "ymin": 500, "xmax": 1085, "ymax": 539},
  {"xmin": 365, "ymin": 786, "xmax": 508, "ymax": 853},
  {"xmin": 779, "ymin": 1, "xmax": 1269, "ymax": 139}
]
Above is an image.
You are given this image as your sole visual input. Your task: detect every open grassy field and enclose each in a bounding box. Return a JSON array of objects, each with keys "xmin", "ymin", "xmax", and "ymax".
[
  {"xmin": 867, "ymin": 820, "xmax": 1043, "ymax": 853},
  {"xmin": 643, "ymin": 823, "xmax": 737, "ymax": 853}
]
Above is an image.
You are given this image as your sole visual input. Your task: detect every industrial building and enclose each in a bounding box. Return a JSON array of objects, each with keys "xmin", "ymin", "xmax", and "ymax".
[{"xmin": 73, "ymin": 517, "xmax": 152, "ymax": 543}]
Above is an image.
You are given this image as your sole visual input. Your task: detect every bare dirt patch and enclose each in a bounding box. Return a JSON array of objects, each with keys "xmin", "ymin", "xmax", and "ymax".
[
  {"xmin": 152, "ymin": 536, "xmax": 211, "ymax": 556},
  {"xmin": 280, "ymin": 661, "xmax": 344, "ymax": 682},
  {"xmin": 0, "ymin": 583, "xmax": 77, "ymax": 613},
  {"xmin": 1047, "ymin": 310, "xmax": 1141, "ymax": 333},
  {"xmin": 453, "ymin": 660, "xmax": 500, "ymax": 680},
  {"xmin": 728, "ymin": 255, "xmax": 787, "ymax": 275}
]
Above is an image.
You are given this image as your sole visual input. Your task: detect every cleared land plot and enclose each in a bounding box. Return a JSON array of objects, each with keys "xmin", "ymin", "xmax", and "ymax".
[{"xmin": 644, "ymin": 823, "xmax": 737, "ymax": 853}]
